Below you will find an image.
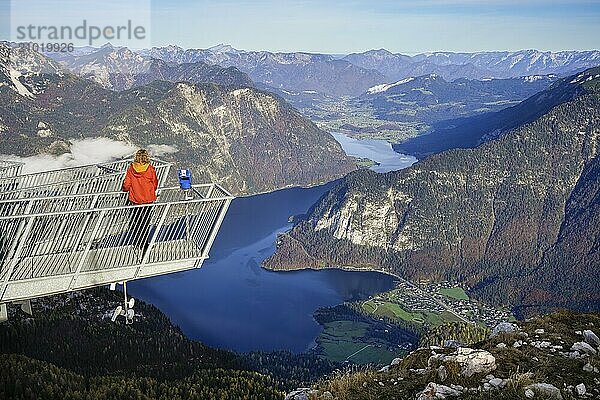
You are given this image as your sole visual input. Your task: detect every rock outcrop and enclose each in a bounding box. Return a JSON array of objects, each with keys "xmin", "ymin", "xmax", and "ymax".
[
  {"xmin": 524, "ymin": 383, "xmax": 563, "ymax": 400},
  {"xmin": 286, "ymin": 311, "xmax": 600, "ymax": 400},
  {"xmin": 428, "ymin": 347, "xmax": 496, "ymax": 378}
]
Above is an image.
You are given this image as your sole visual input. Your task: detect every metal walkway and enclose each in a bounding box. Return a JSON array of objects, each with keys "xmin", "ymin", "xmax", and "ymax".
[{"xmin": 0, "ymin": 159, "xmax": 233, "ymax": 312}]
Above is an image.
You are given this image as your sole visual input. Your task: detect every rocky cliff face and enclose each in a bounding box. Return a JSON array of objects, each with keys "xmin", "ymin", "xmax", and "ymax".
[
  {"xmin": 0, "ymin": 43, "xmax": 355, "ymax": 195},
  {"xmin": 265, "ymin": 68, "xmax": 600, "ymax": 311}
]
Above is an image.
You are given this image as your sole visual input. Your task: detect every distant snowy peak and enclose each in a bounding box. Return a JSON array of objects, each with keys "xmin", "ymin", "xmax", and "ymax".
[
  {"xmin": 450, "ymin": 50, "xmax": 600, "ymax": 76},
  {"xmin": 367, "ymin": 77, "xmax": 414, "ymax": 93},
  {"xmin": 207, "ymin": 44, "xmax": 240, "ymax": 54},
  {"xmin": 346, "ymin": 49, "xmax": 600, "ymax": 81}
]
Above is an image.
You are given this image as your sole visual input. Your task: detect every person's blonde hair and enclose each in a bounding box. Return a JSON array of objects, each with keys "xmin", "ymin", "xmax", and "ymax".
[{"xmin": 134, "ymin": 149, "xmax": 150, "ymax": 164}]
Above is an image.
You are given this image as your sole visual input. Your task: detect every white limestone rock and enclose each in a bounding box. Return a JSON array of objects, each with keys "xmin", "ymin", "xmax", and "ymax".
[
  {"xmin": 285, "ymin": 388, "xmax": 312, "ymax": 400},
  {"xmin": 437, "ymin": 365, "xmax": 448, "ymax": 382},
  {"xmin": 416, "ymin": 382, "xmax": 461, "ymax": 399},
  {"xmin": 572, "ymin": 341, "xmax": 597, "ymax": 355},
  {"xmin": 489, "ymin": 378, "xmax": 505, "ymax": 388},
  {"xmin": 391, "ymin": 357, "xmax": 402, "ymax": 366},
  {"xmin": 583, "ymin": 330, "xmax": 600, "ymax": 346},
  {"xmin": 524, "ymin": 383, "xmax": 563, "ymax": 400},
  {"xmin": 491, "ymin": 322, "xmax": 519, "ymax": 337},
  {"xmin": 429, "ymin": 347, "xmax": 496, "ymax": 378}
]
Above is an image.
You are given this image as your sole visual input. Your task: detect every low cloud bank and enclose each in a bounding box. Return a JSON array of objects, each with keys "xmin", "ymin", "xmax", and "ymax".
[{"xmin": 1, "ymin": 138, "xmax": 178, "ymax": 174}]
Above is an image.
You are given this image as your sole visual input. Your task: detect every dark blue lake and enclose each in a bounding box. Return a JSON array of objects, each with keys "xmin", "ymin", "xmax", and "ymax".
[{"xmin": 128, "ymin": 182, "xmax": 396, "ymax": 353}]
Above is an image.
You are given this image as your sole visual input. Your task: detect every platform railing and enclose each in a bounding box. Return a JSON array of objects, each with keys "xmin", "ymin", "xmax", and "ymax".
[
  {"xmin": 0, "ymin": 161, "xmax": 23, "ymax": 179},
  {"xmin": 0, "ymin": 184, "xmax": 233, "ymax": 303},
  {"xmin": 0, "ymin": 159, "xmax": 172, "ymax": 200}
]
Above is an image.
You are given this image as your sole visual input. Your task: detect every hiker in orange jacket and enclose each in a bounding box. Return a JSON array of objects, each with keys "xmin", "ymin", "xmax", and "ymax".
[
  {"xmin": 122, "ymin": 149, "xmax": 158, "ymax": 205},
  {"xmin": 122, "ymin": 149, "xmax": 158, "ymax": 251}
]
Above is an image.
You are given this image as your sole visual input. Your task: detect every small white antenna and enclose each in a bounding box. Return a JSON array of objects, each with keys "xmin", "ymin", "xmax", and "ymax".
[
  {"xmin": 109, "ymin": 281, "xmax": 135, "ymax": 324},
  {"xmin": 111, "ymin": 306, "xmax": 123, "ymax": 322}
]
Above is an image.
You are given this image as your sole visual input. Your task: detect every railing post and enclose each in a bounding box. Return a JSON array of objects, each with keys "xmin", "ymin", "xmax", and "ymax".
[
  {"xmin": 134, "ymin": 203, "xmax": 170, "ymax": 279},
  {"xmin": 201, "ymin": 198, "xmax": 232, "ymax": 260},
  {"xmin": 160, "ymin": 163, "xmax": 172, "ymax": 188},
  {"xmin": 0, "ymin": 213, "xmax": 36, "ymax": 301},
  {"xmin": 69, "ymin": 209, "xmax": 106, "ymax": 290},
  {"xmin": 205, "ymin": 184, "xmax": 215, "ymax": 199}
]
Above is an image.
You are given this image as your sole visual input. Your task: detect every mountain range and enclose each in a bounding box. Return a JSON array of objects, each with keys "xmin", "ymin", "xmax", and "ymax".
[
  {"xmin": 44, "ymin": 45, "xmax": 600, "ymax": 145},
  {"xmin": 0, "ymin": 43, "xmax": 355, "ymax": 195},
  {"xmin": 48, "ymin": 43, "xmax": 253, "ymax": 91},
  {"xmin": 265, "ymin": 67, "xmax": 600, "ymax": 315},
  {"xmin": 139, "ymin": 44, "xmax": 387, "ymax": 97},
  {"xmin": 42, "ymin": 44, "xmax": 600, "ymax": 101},
  {"xmin": 346, "ymin": 48, "xmax": 600, "ymax": 82},
  {"xmin": 140, "ymin": 45, "xmax": 600, "ymax": 97}
]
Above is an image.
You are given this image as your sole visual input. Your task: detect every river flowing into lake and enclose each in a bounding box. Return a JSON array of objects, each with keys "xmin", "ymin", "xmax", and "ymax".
[{"xmin": 330, "ymin": 131, "xmax": 417, "ymax": 173}]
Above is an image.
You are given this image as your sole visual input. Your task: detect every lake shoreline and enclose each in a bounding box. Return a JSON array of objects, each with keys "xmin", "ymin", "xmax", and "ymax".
[{"xmin": 127, "ymin": 133, "xmax": 417, "ymax": 355}]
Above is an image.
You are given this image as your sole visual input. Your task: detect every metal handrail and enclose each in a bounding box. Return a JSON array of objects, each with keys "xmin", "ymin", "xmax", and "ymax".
[
  {"xmin": 0, "ymin": 161, "xmax": 23, "ymax": 179},
  {"xmin": 0, "ymin": 159, "xmax": 172, "ymax": 200},
  {"xmin": 0, "ymin": 184, "xmax": 233, "ymax": 303},
  {"xmin": 0, "ymin": 185, "xmax": 232, "ymax": 219},
  {"xmin": 0, "ymin": 183, "xmax": 218, "ymax": 206},
  {"xmin": 0, "ymin": 158, "xmax": 169, "ymax": 187}
]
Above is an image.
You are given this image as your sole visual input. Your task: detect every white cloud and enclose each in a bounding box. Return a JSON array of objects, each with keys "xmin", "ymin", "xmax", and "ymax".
[
  {"xmin": 1, "ymin": 138, "xmax": 181, "ymax": 174},
  {"xmin": 1, "ymin": 137, "xmax": 136, "ymax": 174},
  {"xmin": 146, "ymin": 144, "xmax": 179, "ymax": 157}
]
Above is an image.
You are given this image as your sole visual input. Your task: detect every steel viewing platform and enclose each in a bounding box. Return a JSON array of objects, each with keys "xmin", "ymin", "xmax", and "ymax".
[{"xmin": 0, "ymin": 159, "xmax": 233, "ymax": 321}]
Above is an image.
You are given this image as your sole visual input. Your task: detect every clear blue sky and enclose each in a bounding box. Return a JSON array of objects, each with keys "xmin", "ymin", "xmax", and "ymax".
[{"xmin": 2, "ymin": 0, "xmax": 600, "ymax": 53}]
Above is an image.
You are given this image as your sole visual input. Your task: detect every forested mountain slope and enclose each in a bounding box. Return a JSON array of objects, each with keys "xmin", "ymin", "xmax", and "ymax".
[
  {"xmin": 265, "ymin": 68, "xmax": 600, "ymax": 315},
  {"xmin": 0, "ymin": 289, "xmax": 337, "ymax": 400},
  {"xmin": 393, "ymin": 72, "xmax": 589, "ymax": 158}
]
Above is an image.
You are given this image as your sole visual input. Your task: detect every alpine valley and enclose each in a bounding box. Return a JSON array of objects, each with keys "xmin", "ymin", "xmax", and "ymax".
[
  {"xmin": 1, "ymin": 36, "xmax": 600, "ymax": 400},
  {"xmin": 265, "ymin": 67, "xmax": 600, "ymax": 317}
]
